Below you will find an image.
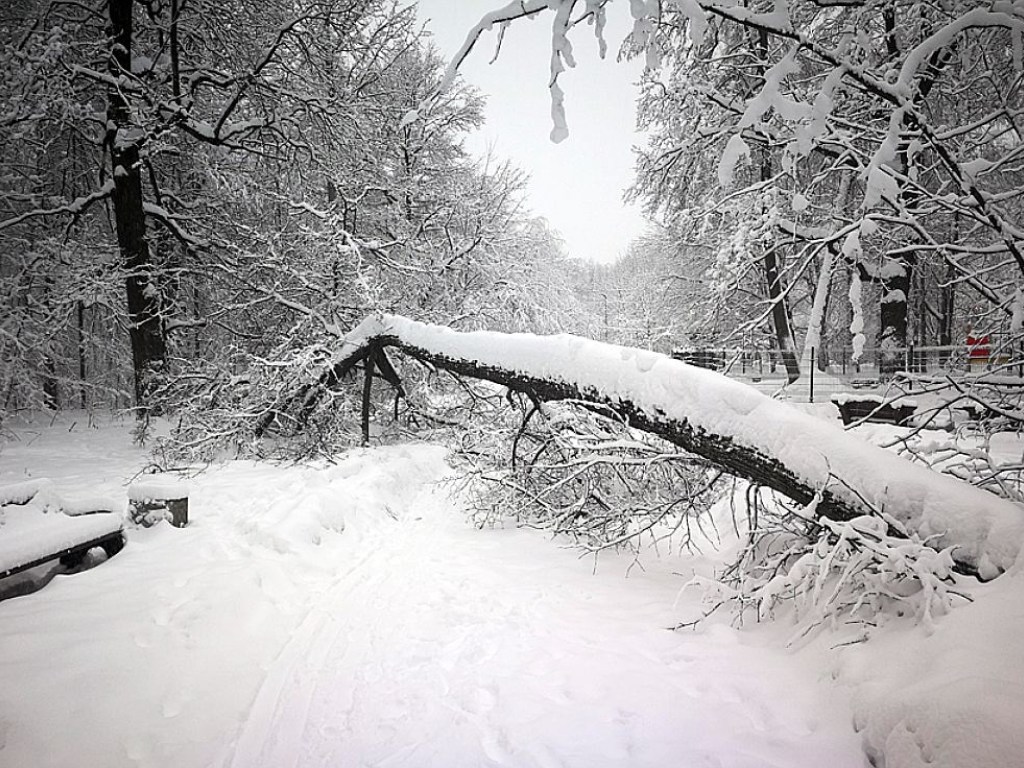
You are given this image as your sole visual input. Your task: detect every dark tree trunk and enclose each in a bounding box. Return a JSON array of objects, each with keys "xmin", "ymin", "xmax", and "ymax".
[
  {"xmin": 878, "ymin": 257, "xmax": 913, "ymax": 377},
  {"xmin": 42, "ymin": 355, "xmax": 58, "ymax": 410},
  {"xmin": 108, "ymin": 0, "xmax": 165, "ymax": 408},
  {"xmin": 77, "ymin": 300, "xmax": 87, "ymax": 409},
  {"xmin": 755, "ymin": 28, "xmax": 799, "ymax": 383},
  {"xmin": 938, "ymin": 226, "xmax": 957, "ymax": 365},
  {"xmin": 763, "ymin": 243, "xmax": 801, "ymax": 383}
]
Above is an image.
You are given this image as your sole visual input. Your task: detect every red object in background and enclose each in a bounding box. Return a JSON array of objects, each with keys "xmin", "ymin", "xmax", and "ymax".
[{"xmin": 967, "ymin": 334, "xmax": 991, "ymax": 359}]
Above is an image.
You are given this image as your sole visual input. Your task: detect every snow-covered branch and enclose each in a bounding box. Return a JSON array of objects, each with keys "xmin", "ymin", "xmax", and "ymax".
[{"xmin": 0, "ymin": 181, "xmax": 115, "ymax": 232}]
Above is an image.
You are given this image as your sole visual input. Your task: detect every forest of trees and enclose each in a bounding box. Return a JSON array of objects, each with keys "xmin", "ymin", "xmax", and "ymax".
[
  {"xmin": 0, "ymin": 0, "xmax": 585, "ymax": 427},
  {"xmin": 576, "ymin": 0, "xmax": 1024, "ymax": 383},
  {"xmin": 4, "ymin": 0, "xmax": 1024, "ymax": 456}
]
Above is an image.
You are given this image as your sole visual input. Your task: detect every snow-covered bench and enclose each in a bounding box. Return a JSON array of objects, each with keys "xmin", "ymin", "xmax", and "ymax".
[
  {"xmin": 831, "ymin": 393, "xmax": 918, "ymax": 427},
  {"xmin": 0, "ymin": 514, "xmax": 124, "ymax": 579},
  {"xmin": 0, "ymin": 480, "xmax": 125, "ymax": 580}
]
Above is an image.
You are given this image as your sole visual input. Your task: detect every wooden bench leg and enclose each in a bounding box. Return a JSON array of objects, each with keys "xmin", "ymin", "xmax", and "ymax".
[
  {"xmin": 59, "ymin": 550, "xmax": 87, "ymax": 569},
  {"xmin": 101, "ymin": 534, "xmax": 125, "ymax": 558},
  {"xmin": 57, "ymin": 533, "xmax": 124, "ymax": 570}
]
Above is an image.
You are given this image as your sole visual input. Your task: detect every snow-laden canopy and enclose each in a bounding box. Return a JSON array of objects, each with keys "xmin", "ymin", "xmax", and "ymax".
[{"xmin": 301, "ymin": 314, "xmax": 1024, "ymax": 579}]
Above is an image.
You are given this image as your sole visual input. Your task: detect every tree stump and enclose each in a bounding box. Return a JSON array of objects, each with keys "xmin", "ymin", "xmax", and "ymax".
[
  {"xmin": 128, "ymin": 478, "xmax": 190, "ymax": 528},
  {"xmin": 128, "ymin": 497, "xmax": 188, "ymax": 528}
]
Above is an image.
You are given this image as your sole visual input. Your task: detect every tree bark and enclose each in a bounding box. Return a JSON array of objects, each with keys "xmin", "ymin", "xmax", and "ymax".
[
  {"xmin": 108, "ymin": 0, "xmax": 165, "ymax": 408},
  {"xmin": 755, "ymin": 28, "xmax": 799, "ymax": 383},
  {"xmin": 77, "ymin": 300, "xmax": 87, "ymax": 409},
  {"xmin": 878, "ymin": 257, "xmax": 913, "ymax": 378}
]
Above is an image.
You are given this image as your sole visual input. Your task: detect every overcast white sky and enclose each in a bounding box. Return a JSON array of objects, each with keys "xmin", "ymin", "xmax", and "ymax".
[{"xmin": 413, "ymin": 1, "xmax": 647, "ymax": 264}]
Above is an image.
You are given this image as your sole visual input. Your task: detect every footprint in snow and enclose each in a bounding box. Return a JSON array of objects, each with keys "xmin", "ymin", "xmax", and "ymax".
[{"xmin": 162, "ymin": 693, "xmax": 185, "ymax": 718}]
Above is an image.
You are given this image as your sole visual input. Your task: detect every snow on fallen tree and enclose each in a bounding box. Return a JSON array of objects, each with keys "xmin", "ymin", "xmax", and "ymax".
[{"xmin": 267, "ymin": 313, "xmax": 1024, "ymax": 579}]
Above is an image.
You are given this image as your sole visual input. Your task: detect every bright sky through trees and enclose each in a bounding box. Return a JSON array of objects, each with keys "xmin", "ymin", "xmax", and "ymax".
[{"xmin": 414, "ymin": 0, "xmax": 646, "ymax": 264}]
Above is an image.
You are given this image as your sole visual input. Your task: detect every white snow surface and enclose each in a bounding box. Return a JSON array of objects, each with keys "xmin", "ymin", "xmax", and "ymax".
[
  {"xmin": 128, "ymin": 476, "xmax": 191, "ymax": 502},
  {"xmin": 1, "ymin": 414, "xmax": 868, "ymax": 768},
  {"xmin": 0, "ymin": 478, "xmax": 59, "ymax": 507},
  {"xmin": 1, "ymin": 414, "xmax": 1023, "ymax": 767},
  {"xmin": 342, "ymin": 314, "xmax": 1024, "ymax": 577}
]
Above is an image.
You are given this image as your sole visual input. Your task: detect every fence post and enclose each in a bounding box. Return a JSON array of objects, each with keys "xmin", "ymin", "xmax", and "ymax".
[{"xmin": 809, "ymin": 347, "xmax": 815, "ymax": 403}]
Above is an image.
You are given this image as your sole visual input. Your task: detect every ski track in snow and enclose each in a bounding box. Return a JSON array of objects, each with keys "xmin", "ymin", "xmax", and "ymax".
[
  {"xmin": 219, "ymin": 471, "xmax": 863, "ymax": 768},
  {"xmin": 0, "ymin": 420, "xmax": 866, "ymax": 768}
]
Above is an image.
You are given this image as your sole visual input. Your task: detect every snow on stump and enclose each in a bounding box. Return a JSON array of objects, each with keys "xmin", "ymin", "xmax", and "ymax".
[{"xmin": 128, "ymin": 478, "xmax": 190, "ymax": 528}]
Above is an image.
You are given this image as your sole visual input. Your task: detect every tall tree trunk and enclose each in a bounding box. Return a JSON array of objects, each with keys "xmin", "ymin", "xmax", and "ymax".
[
  {"xmin": 77, "ymin": 300, "xmax": 87, "ymax": 409},
  {"xmin": 42, "ymin": 355, "xmax": 58, "ymax": 410},
  {"xmin": 939, "ymin": 259, "xmax": 956, "ymax": 364},
  {"xmin": 800, "ymin": 244, "xmax": 835, "ymax": 373},
  {"xmin": 761, "ymin": 231, "xmax": 800, "ymax": 383},
  {"xmin": 878, "ymin": 257, "xmax": 913, "ymax": 377},
  {"xmin": 755, "ymin": 28, "xmax": 799, "ymax": 383},
  {"xmin": 107, "ymin": 0, "xmax": 165, "ymax": 408}
]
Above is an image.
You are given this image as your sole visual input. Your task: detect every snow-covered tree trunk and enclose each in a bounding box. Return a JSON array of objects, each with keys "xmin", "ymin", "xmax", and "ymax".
[
  {"xmin": 879, "ymin": 258, "xmax": 912, "ymax": 377},
  {"xmin": 800, "ymin": 243, "xmax": 835, "ymax": 374},
  {"xmin": 107, "ymin": 0, "xmax": 165, "ymax": 407},
  {"xmin": 754, "ymin": 28, "xmax": 799, "ymax": 384},
  {"xmin": 290, "ymin": 314, "xmax": 1024, "ymax": 579}
]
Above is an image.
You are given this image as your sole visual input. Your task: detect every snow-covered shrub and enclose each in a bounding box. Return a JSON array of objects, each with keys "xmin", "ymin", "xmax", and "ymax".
[
  {"xmin": 697, "ymin": 493, "xmax": 965, "ymax": 642},
  {"xmin": 884, "ymin": 376, "xmax": 1024, "ymax": 504},
  {"xmin": 147, "ymin": 344, "xmax": 364, "ymax": 463}
]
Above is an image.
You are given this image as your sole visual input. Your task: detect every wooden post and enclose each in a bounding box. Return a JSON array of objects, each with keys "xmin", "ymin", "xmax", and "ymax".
[
  {"xmin": 809, "ymin": 347, "xmax": 815, "ymax": 404},
  {"xmin": 166, "ymin": 497, "xmax": 188, "ymax": 527},
  {"xmin": 361, "ymin": 348, "xmax": 375, "ymax": 446}
]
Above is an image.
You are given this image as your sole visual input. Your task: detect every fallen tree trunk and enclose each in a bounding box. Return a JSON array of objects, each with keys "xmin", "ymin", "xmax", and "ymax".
[{"xmin": 275, "ymin": 314, "xmax": 1024, "ymax": 578}]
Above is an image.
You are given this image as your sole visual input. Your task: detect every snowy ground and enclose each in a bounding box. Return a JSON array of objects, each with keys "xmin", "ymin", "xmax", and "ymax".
[{"xmin": 0, "ymin": 413, "xmax": 1022, "ymax": 768}]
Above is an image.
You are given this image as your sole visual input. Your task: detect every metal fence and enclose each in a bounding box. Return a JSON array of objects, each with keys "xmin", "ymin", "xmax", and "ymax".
[{"xmin": 674, "ymin": 342, "xmax": 1024, "ymax": 403}]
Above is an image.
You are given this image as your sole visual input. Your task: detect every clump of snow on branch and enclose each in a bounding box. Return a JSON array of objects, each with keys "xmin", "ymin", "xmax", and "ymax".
[
  {"xmin": 846, "ymin": 256, "xmax": 866, "ymax": 362},
  {"xmin": 671, "ymin": 0, "xmax": 708, "ymax": 47},
  {"xmin": 718, "ymin": 48, "xmax": 809, "ymax": 187},
  {"xmin": 433, "ymin": 0, "xmax": 667, "ymax": 143},
  {"xmin": 628, "ymin": 0, "xmax": 661, "ymax": 69},
  {"xmin": 718, "ymin": 134, "xmax": 750, "ymax": 188},
  {"xmin": 862, "ymin": 108, "xmax": 904, "ymax": 209}
]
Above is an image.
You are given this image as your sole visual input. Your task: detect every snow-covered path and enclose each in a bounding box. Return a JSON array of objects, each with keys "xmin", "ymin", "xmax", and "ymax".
[
  {"xmin": 0, "ymin": 421, "xmax": 866, "ymax": 767},
  {"xmin": 218, "ymin": 455, "xmax": 864, "ymax": 768}
]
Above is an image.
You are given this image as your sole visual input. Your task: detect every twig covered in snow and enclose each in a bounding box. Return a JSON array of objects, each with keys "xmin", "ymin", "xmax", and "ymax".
[
  {"xmin": 453, "ymin": 396, "xmax": 722, "ymax": 555},
  {"xmin": 697, "ymin": 487, "xmax": 968, "ymax": 643}
]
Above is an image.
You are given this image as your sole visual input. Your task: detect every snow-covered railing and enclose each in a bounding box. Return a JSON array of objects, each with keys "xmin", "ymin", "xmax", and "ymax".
[{"xmin": 281, "ymin": 314, "xmax": 1024, "ymax": 579}]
